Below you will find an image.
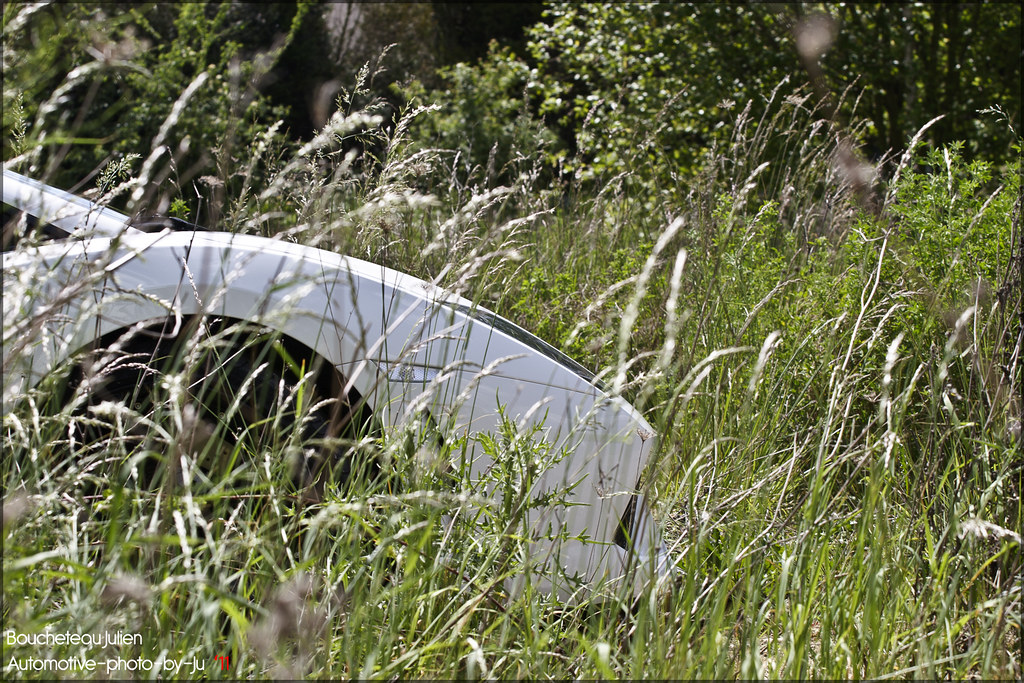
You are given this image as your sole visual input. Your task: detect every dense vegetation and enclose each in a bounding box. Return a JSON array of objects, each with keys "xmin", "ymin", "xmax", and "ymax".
[{"xmin": 3, "ymin": 2, "xmax": 1020, "ymax": 679}]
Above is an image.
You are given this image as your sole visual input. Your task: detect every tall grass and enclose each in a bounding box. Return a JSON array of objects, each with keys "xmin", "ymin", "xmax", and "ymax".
[{"xmin": 3, "ymin": 34, "xmax": 1021, "ymax": 681}]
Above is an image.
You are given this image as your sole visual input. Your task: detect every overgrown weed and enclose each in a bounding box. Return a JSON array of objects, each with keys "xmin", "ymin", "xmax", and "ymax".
[{"xmin": 2, "ymin": 8, "xmax": 1020, "ymax": 677}]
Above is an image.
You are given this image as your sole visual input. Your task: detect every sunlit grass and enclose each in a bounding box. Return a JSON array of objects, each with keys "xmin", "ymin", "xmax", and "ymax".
[{"xmin": 3, "ymin": 16, "xmax": 1020, "ymax": 678}]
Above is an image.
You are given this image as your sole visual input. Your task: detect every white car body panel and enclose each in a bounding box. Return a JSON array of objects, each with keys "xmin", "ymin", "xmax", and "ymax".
[{"xmin": 2, "ymin": 169, "xmax": 669, "ymax": 599}]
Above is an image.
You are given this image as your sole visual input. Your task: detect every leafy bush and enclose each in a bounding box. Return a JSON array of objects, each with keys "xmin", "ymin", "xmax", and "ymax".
[
  {"xmin": 407, "ymin": 3, "xmax": 1020, "ymax": 193},
  {"xmin": 2, "ymin": 3, "xmax": 307, "ymax": 219}
]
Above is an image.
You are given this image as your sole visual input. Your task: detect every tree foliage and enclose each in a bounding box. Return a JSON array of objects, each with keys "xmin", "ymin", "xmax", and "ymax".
[
  {"xmin": 409, "ymin": 2, "xmax": 1020, "ymax": 188},
  {"xmin": 821, "ymin": 3, "xmax": 1020, "ymax": 164},
  {"xmin": 2, "ymin": 3, "xmax": 316, "ymax": 215}
]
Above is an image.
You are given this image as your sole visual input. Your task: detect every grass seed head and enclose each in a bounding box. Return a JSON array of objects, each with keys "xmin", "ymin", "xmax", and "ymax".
[{"xmin": 99, "ymin": 574, "xmax": 153, "ymax": 606}]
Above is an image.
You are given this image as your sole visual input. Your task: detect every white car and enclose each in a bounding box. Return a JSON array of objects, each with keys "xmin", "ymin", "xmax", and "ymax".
[{"xmin": 2, "ymin": 168, "xmax": 669, "ymax": 600}]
